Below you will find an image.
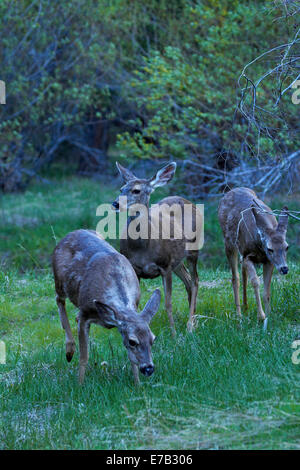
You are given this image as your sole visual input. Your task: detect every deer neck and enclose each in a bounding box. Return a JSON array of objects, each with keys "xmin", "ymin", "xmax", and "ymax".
[{"xmin": 126, "ymin": 204, "xmax": 151, "ymax": 249}]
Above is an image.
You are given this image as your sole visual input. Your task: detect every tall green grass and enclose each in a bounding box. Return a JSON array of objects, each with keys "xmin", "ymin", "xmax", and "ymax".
[{"xmin": 0, "ymin": 176, "xmax": 299, "ymax": 449}]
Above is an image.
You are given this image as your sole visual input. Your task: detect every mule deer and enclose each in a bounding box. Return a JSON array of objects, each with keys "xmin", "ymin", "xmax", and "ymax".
[
  {"xmin": 112, "ymin": 162, "xmax": 203, "ymax": 336},
  {"xmin": 218, "ymin": 187, "xmax": 289, "ymax": 326},
  {"xmin": 52, "ymin": 229, "xmax": 161, "ymax": 384}
]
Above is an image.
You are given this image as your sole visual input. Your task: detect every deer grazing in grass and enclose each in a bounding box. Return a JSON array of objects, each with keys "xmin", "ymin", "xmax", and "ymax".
[
  {"xmin": 52, "ymin": 229, "xmax": 161, "ymax": 384},
  {"xmin": 112, "ymin": 162, "xmax": 203, "ymax": 336},
  {"xmin": 218, "ymin": 187, "xmax": 289, "ymax": 326}
]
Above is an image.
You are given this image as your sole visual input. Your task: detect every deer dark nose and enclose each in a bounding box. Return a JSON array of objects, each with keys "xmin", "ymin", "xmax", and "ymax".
[
  {"xmin": 280, "ymin": 266, "xmax": 288, "ymax": 275},
  {"xmin": 140, "ymin": 365, "xmax": 154, "ymax": 376},
  {"xmin": 112, "ymin": 201, "xmax": 119, "ymax": 210}
]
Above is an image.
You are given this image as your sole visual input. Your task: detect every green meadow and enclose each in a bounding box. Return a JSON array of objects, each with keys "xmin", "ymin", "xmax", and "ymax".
[{"xmin": 0, "ymin": 177, "xmax": 299, "ymax": 449}]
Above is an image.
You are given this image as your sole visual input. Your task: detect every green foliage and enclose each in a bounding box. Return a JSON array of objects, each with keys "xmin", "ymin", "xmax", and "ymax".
[
  {"xmin": 1, "ymin": 0, "xmax": 299, "ymax": 191},
  {"xmin": 116, "ymin": 1, "xmax": 300, "ymax": 162},
  {"xmin": 0, "ymin": 0, "xmax": 119, "ymax": 191}
]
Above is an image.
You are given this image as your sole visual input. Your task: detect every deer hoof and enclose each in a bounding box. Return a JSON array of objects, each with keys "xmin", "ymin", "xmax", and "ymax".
[
  {"xmin": 66, "ymin": 352, "xmax": 73, "ymax": 362},
  {"xmin": 66, "ymin": 342, "xmax": 75, "ymax": 362}
]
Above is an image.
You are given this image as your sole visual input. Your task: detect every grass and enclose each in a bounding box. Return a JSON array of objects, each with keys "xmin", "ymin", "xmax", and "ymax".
[{"xmin": 0, "ymin": 176, "xmax": 299, "ymax": 449}]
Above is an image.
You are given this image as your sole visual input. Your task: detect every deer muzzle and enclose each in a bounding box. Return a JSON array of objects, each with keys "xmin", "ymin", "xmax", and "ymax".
[
  {"xmin": 279, "ymin": 265, "xmax": 289, "ymax": 275},
  {"xmin": 139, "ymin": 364, "xmax": 154, "ymax": 376}
]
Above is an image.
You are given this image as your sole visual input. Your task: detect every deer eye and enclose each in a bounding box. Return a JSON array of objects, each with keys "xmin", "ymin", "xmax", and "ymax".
[
  {"xmin": 267, "ymin": 248, "xmax": 274, "ymax": 253},
  {"xmin": 132, "ymin": 189, "xmax": 140, "ymax": 194},
  {"xmin": 129, "ymin": 339, "xmax": 138, "ymax": 347}
]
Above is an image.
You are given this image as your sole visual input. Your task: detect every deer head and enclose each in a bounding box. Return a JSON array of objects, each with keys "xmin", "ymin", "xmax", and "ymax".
[
  {"xmin": 94, "ymin": 288, "xmax": 161, "ymax": 376},
  {"xmin": 252, "ymin": 205, "xmax": 289, "ymax": 275},
  {"xmin": 112, "ymin": 162, "xmax": 177, "ymax": 211}
]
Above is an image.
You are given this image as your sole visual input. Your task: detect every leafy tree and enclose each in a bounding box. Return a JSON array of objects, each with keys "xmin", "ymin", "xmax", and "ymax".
[{"xmin": 0, "ymin": 0, "xmax": 299, "ymax": 193}]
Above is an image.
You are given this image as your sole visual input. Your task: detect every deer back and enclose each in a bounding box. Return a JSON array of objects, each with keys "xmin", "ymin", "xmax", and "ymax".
[
  {"xmin": 218, "ymin": 187, "xmax": 286, "ymax": 262},
  {"xmin": 52, "ymin": 229, "xmax": 140, "ymax": 312},
  {"xmin": 120, "ymin": 196, "xmax": 202, "ymax": 275}
]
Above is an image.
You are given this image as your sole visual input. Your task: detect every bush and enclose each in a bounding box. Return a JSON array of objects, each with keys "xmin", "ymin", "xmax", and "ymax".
[{"xmin": 0, "ymin": 0, "xmax": 299, "ymax": 193}]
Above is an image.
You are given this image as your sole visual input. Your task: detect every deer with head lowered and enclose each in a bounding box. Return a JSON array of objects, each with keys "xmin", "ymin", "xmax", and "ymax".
[
  {"xmin": 112, "ymin": 162, "xmax": 203, "ymax": 336},
  {"xmin": 218, "ymin": 187, "xmax": 289, "ymax": 326},
  {"xmin": 52, "ymin": 229, "xmax": 161, "ymax": 384}
]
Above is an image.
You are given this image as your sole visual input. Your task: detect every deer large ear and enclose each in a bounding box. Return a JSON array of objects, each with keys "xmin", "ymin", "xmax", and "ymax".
[
  {"xmin": 141, "ymin": 289, "xmax": 161, "ymax": 324},
  {"xmin": 277, "ymin": 206, "xmax": 289, "ymax": 234},
  {"xmin": 149, "ymin": 162, "xmax": 177, "ymax": 189},
  {"xmin": 251, "ymin": 204, "xmax": 271, "ymax": 234},
  {"xmin": 93, "ymin": 300, "xmax": 120, "ymax": 327},
  {"xmin": 116, "ymin": 162, "xmax": 137, "ymax": 183}
]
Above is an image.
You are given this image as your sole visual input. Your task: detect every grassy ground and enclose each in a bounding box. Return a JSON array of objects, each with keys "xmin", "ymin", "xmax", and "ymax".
[{"xmin": 0, "ymin": 176, "xmax": 299, "ymax": 449}]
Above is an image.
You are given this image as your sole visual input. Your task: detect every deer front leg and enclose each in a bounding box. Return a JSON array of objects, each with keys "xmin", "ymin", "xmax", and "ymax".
[
  {"xmin": 187, "ymin": 256, "xmax": 199, "ymax": 332},
  {"xmin": 242, "ymin": 259, "xmax": 248, "ymax": 311},
  {"xmin": 243, "ymin": 257, "xmax": 265, "ymax": 322},
  {"xmin": 226, "ymin": 248, "xmax": 241, "ymax": 317},
  {"xmin": 78, "ymin": 315, "xmax": 90, "ymax": 384},
  {"xmin": 263, "ymin": 262, "xmax": 274, "ymax": 316},
  {"xmin": 162, "ymin": 271, "xmax": 176, "ymax": 337},
  {"xmin": 56, "ymin": 295, "xmax": 76, "ymax": 362}
]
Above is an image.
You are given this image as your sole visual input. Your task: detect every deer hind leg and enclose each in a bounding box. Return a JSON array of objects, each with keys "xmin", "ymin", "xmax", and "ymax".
[
  {"xmin": 242, "ymin": 259, "xmax": 248, "ymax": 311},
  {"xmin": 263, "ymin": 262, "xmax": 274, "ymax": 317},
  {"xmin": 56, "ymin": 295, "xmax": 76, "ymax": 362},
  {"xmin": 78, "ymin": 314, "xmax": 90, "ymax": 384},
  {"xmin": 243, "ymin": 257, "xmax": 265, "ymax": 321},
  {"xmin": 174, "ymin": 262, "xmax": 192, "ymax": 305},
  {"xmin": 186, "ymin": 255, "xmax": 199, "ymax": 332},
  {"xmin": 226, "ymin": 247, "xmax": 241, "ymax": 317},
  {"xmin": 162, "ymin": 271, "xmax": 176, "ymax": 337}
]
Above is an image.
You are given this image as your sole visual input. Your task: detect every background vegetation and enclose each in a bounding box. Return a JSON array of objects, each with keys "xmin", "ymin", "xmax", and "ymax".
[{"xmin": 0, "ymin": 0, "xmax": 299, "ymax": 194}]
